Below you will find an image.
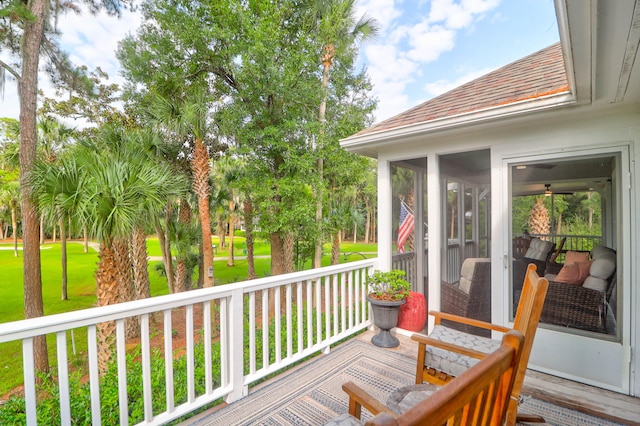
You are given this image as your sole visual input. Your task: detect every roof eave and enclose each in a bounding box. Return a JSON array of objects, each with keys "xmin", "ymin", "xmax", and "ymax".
[{"xmin": 340, "ymin": 91, "xmax": 576, "ymax": 156}]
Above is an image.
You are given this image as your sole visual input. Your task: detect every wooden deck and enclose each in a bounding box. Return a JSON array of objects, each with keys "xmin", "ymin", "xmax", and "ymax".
[{"xmin": 183, "ymin": 330, "xmax": 640, "ymax": 425}]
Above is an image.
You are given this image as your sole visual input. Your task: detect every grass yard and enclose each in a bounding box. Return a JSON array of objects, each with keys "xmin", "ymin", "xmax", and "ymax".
[{"xmin": 0, "ymin": 238, "xmax": 377, "ymax": 396}]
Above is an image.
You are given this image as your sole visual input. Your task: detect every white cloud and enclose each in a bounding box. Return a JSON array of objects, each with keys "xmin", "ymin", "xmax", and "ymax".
[
  {"xmin": 404, "ymin": 23, "xmax": 456, "ymax": 63},
  {"xmin": 360, "ymin": 0, "xmax": 502, "ymax": 122},
  {"xmin": 428, "ymin": 0, "xmax": 500, "ymax": 29},
  {"xmin": 357, "ymin": 0, "xmax": 403, "ymax": 32}
]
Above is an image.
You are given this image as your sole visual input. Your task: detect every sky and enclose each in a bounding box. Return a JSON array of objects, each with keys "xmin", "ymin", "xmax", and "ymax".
[{"xmin": 0, "ymin": 0, "xmax": 560, "ymax": 126}]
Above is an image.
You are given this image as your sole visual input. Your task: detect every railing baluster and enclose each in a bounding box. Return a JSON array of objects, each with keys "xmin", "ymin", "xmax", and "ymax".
[
  {"xmin": 296, "ymin": 281, "xmax": 303, "ymax": 354},
  {"xmin": 315, "ymin": 278, "xmax": 322, "ymax": 345},
  {"xmin": 163, "ymin": 309, "xmax": 174, "ymax": 414},
  {"xmin": 333, "ymin": 273, "xmax": 339, "ymax": 336},
  {"xmin": 275, "ymin": 286, "xmax": 282, "ymax": 364},
  {"xmin": 22, "ymin": 337, "xmax": 37, "ymax": 426},
  {"xmin": 306, "ymin": 279, "xmax": 313, "ymax": 350},
  {"xmin": 286, "ymin": 283, "xmax": 292, "ymax": 359},
  {"xmin": 141, "ymin": 314, "xmax": 152, "ymax": 422},
  {"xmin": 87, "ymin": 325, "xmax": 101, "ymax": 425},
  {"xmin": 57, "ymin": 331, "xmax": 71, "ymax": 425},
  {"xmin": 116, "ymin": 319, "xmax": 128, "ymax": 426},
  {"xmin": 203, "ymin": 301, "xmax": 212, "ymax": 395},
  {"xmin": 186, "ymin": 304, "xmax": 195, "ymax": 403},
  {"xmin": 249, "ymin": 292, "xmax": 256, "ymax": 374},
  {"xmin": 341, "ymin": 271, "xmax": 347, "ymax": 333},
  {"xmin": 324, "ymin": 275, "xmax": 331, "ymax": 341},
  {"xmin": 262, "ymin": 288, "xmax": 269, "ymax": 369},
  {"xmin": 220, "ymin": 297, "xmax": 229, "ymax": 388}
]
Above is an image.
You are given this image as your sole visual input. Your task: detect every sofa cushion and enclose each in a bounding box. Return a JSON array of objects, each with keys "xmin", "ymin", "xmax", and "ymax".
[
  {"xmin": 590, "ymin": 257, "xmax": 616, "ymax": 280},
  {"xmin": 458, "ymin": 258, "xmax": 490, "ymax": 294},
  {"xmin": 565, "ymin": 250, "xmax": 590, "ymax": 265},
  {"xmin": 583, "ymin": 276, "xmax": 608, "ymax": 292},
  {"xmin": 591, "ymin": 246, "xmax": 616, "ymax": 261},
  {"xmin": 555, "ymin": 260, "xmax": 592, "ymax": 285},
  {"xmin": 423, "ymin": 325, "xmax": 500, "ymax": 377},
  {"xmin": 524, "ymin": 238, "xmax": 554, "ymax": 261}
]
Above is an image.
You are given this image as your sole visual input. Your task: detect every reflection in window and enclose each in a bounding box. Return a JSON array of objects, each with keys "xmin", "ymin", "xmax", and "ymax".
[{"xmin": 511, "ymin": 156, "xmax": 619, "ymax": 339}]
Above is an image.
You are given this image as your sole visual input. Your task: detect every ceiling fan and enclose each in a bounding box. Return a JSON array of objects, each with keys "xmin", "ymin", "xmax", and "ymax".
[{"xmin": 544, "ymin": 183, "xmax": 573, "ymax": 196}]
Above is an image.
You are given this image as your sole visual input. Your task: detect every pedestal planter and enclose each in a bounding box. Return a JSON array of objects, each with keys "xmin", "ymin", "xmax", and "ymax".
[{"xmin": 367, "ymin": 295, "xmax": 406, "ymax": 348}]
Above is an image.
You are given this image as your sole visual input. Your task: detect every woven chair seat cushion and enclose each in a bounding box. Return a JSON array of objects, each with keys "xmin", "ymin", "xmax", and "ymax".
[
  {"xmin": 424, "ymin": 325, "xmax": 501, "ymax": 377},
  {"xmin": 386, "ymin": 383, "xmax": 441, "ymax": 414}
]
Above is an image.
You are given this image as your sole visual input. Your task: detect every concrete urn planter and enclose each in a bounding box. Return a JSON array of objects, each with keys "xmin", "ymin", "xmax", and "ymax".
[{"xmin": 367, "ymin": 295, "xmax": 406, "ymax": 348}]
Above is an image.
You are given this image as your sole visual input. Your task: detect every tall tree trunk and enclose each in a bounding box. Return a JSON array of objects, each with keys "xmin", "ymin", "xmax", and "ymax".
[
  {"xmin": 131, "ymin": 226, "xmax": 151, "ymax": 300},
  {"xmin": 313, "ymin": 53, "xmax": 332, "ymax": 270},
  {"xmin": 114, "ymin": 238, "xmax": 137, "ymax": 339},
  {"xmin": 217, "ymin": 217, "xmax": 226, "ymax": 248},
  {"xmin": 95, "ymin": 243, "xmax": 119, "ymax": 375},
  {"xmin": 60, "ymin": 215, "xmax": 68, "ymax": 300},
  {"xmin": 244, "ymin": 199, "xmax": 256, "ymax": 279},
  {"xmin": 283, "ymin": 233, "xmax": 294, "ymax": 273},
  {"xmin": 19, "ymin": 0, "xmax": 48, "ymax": 376},
  {"xmin": 39, "ymin": 214, "xmax": 45, "ymax": 244},
  {"xmin": 156, "ymin": 206, "xmax": 175, "ymax": 293},
  {"xmin": 175, "ymin": 200, "xmax": 191, "ymax": 293},
  {"xmin": 331, "ymin": 232, "xmax": 340, "ymax": 265},
  {"xmin": 227, "ymin": 200, "xmax": 235, "ymax": 267},
  {"xmin": 11, "ymin": 204, "xmax": 18, "ymax": 257},
  {"xmin": 83, "ymin": 227, "xmax": 89, "ymax": 253},
  {"xmin": 192, "ymin": 138, "xmax": 214, "ymax": 287},
  {"xmin": 270, "ymin": 233, "xmax": 286, "ymax": 276},
  {"xmin": 197, "ymin": 239, "xmax": 204, "ymax": 289},
  {"xmin": 52, "ymin": 223, "xmax": 56, "ymax": 243}
]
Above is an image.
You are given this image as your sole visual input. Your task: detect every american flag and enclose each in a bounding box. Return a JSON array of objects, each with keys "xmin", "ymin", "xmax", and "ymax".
[{"xmin": 397, "ymin": 202, "xmax": 414, "ymax": 253}]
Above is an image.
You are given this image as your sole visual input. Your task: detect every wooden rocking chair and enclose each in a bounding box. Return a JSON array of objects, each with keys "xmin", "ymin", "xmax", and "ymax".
[
  {"xmin": 328, "ymin": 331, "xmax": 524, "ymax": 426},
  {"xmin": 412, "ymin": 263, "xmax": 549, "ymax": 426}
]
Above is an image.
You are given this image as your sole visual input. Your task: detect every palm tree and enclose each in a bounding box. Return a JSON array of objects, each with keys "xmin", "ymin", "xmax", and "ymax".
[
  {"xmin": 0, "ymin": 181, "xmax": 20, "ymax": 257},
  {"xmin": 147, "ymin": 91, "xmax": 216, "ymax": 287},
  {"xmin": 29, "ymin": 154, "xmax": 82, "ymax": 299},
  {"xmin": 75, "ymin": 124, "xmax": 186, "ymax": 372},
  {"xmin": 36, "ymin": 115, "xmax": 74, "ymax": 244},
  {"xmin": 310, "ymin": 0, "xmax": 378, "ymax": 268},
  {"xmin": 0, "ymin": 119, "xmax": 22, "ymax": 257}
]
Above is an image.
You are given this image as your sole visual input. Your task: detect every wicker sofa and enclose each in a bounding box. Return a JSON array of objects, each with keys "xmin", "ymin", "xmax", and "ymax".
[{"xmin": 514, "ymin": 246, "xmax": 616, "ymax": 334}]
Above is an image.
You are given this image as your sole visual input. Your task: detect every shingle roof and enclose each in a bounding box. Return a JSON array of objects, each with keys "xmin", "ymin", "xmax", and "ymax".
[{"xmin": 357, "ymin": 42, "xmax": 568, "ymax": 136}]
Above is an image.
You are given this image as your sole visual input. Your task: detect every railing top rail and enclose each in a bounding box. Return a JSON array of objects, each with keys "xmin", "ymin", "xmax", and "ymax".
[{"xmin": 0, "ymin": 258, "xmax": 377, "ymax": 343}]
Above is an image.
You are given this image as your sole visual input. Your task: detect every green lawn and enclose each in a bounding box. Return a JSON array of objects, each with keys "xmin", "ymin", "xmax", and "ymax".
[{"xmin": 0, "ymin": 238, "xmax": 377, "ymax": 396}]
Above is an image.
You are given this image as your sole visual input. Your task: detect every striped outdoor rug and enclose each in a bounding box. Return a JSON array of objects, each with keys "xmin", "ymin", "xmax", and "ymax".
[{"xmin": 190, "ymin": 339, "xmax": 622, "ymax": 426}]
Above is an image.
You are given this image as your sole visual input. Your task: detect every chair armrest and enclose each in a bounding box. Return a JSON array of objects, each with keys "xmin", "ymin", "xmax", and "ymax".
[
  {"xmin": 410, "ymin": 333, "xmax": 489, "ymax": 360},
  {"xmin": 342, "ymin": 381, "xmax": 395, "ymax": 419},
  {"xmin": 429, "ymin": 310, "xmax": 511, "ymax": 334}
]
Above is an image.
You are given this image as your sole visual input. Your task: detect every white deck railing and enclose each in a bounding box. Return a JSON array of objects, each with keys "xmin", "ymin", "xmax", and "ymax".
[{"xmin": 0, "ymin": 259, "xmax": 377, "ymax": 425}]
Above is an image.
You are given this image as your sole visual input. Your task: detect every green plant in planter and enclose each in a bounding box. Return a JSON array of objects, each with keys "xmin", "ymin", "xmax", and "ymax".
[{"xmin": 367, "ymin": 269, "xmax": 411, "ymax": 301}]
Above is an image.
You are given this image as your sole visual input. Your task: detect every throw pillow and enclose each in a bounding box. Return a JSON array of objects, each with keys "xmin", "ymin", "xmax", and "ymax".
[
  {"xmin": 564, "ymin": 250, "xmax": 590, "ymax": 265},
  {"xmin": 554, "ymin": 260, "xmax": 592, "ymax": 285},
  {"xmin": 554, "ymin": 263, "xmax": 579, "ymax": 284}
]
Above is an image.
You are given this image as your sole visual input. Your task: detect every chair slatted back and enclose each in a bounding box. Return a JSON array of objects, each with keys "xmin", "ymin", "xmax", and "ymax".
[
  {"xmin": 507, "ymin": 264, "xmax": 549, "ymax": 425},
  {"xmin": 366, "ymin": 331, "xmax": 525, "ymax": 426}
]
